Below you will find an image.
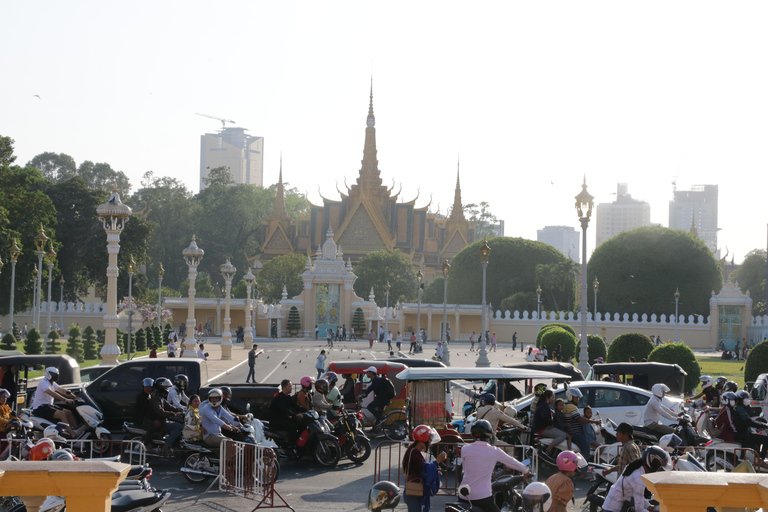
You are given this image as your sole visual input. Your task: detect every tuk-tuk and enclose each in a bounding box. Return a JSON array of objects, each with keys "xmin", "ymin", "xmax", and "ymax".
[
  {"xmin": 587, "ymin": 362, "xmax": 688, "ymax": 396},
  {"xmin": 328, "ymin": 360, "xmax": 409, "ymax": 427},
  {"xmin": 501, "ymin": 362, "xmax": 584, "ymax": 399},
  {"xmin": 379, "ymin": 358, "xmax": 446, "ymax": 368},
  {"xmin": 0, "ymin": 354, "xmax": 82, "ymax": 414}
]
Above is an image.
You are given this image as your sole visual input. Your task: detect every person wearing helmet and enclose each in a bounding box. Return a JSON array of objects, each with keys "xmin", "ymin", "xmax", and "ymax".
[
  {"xmin": 531, "ymin": 389, "xmax": 568, "ymax": 457},
  {"xmin": 31, "ymin": 367, "xmax": 77, "ymax": 438},
  {"xmin": 724, "ymin": 381, "xmax": 739, "ymax": 394},
  {"xmin": 475, "ymin": 393, "xmax": 525, "ymax": 444},
  {"xmin": 563, "ymin": 388, "xmax": 601, "ymax": 459},
  {"xmin": 167, "ymin": 375, "xmax": 189, "ymax": 410},
  {"xmin": 601, "ymin": 422, "xmax": 641, "ymax": 478},
  {"xmin": 269, "ymin": 379, "xmax": 306, "ymax": 443},
  {"xmin": 458, "ymin": 419, "xmax": 531, "ymax": 512},
  {"xmin": 0, "ymin": 388, "xmax": 12, "ymax": 433},
  {"xmin": 368, "ymin": 480, "xmax": 400, "ymax": 512},
  {"xmin": 691, "ymin": 375, "xmax": 721, "ymax": 408},
  {"xmin": 217, "ymin": 386, "xmax": 248, "ymax": 425},
  {"xmin": 545, "ymin": 451, "xmax": 580, "ymax": 512},
  {"xmin": 361, "ymin": 367, "xmax": 395, "ymax": 424},
  {"xmin": 146, "ymin": 378, "xmax": 184, "ymax": 452},
  {"xmin": 602, "ymin": 446, "xmax": 670, "ymax": 512},
  {"xmin": 732, "ymin": 389, "xmax": 768, "ymax": 461},
  {"xmin": 642, "ymin": 383, "xmax": 678, "ymax": 436},
  {"xmin": 312, "ymin": 379, "xmax": 335, "ymax": 419},
  {"xmin": 402, "ymin": 425, "xmax": 447, "ymax": 512},
  {"xmin": 200, "ymin": 388, "xmax": 241, "ymax": 448},
  {"xmin": 321, "ymin": 372, "xmax": 342, "ymax": 408},
  {"xmin": 133, "ymin": 377, "xmax": 154, "ymax": 428},
  {"xmin": 714, "ymin": 391, "xmax": 738, "ymax": 443},
  {"xmin": 521, "ymin": 482, "xmax": 552, "ymax": 512},
  {"xmin": 296, "ymin": 376, "xmax": 314, "ymax": 411}
]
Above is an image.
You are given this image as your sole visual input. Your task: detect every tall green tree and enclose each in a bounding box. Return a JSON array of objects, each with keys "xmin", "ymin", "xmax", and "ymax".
[
  {"xmin": 45, "ymin": 330, "xmax": 61, "ymax": 354},
  {"xmin": 464, "ymin": 201, "xmax": 501, "ymax": 239},
  {"xmin": 587, "ymin": 226, "xmax": 722, "ymax": 317},
  {"xmin": 352, "ymin": 250, "xmax": 417, "ymax": 307},
  {"xmin": 535, "ymin": 260, "xmax": 578, "ymax": 312},
  {"xmin": 179, "ymin": 271, "xmax": 217, "ymax": 299},
  {"xmin": 27, "ymin": 152, "xmax": 77, "ymax": 182},
  {"xmin": 24, "ymin": 327, "xmax": 43, "ymax": 355},
  {"xmin": 733, "ymin": 249, "xmax": 766, "ymax": 316},
  {"xmin": 82, "ymin": 325, "xmax": 99, "ymax": 360},
  {"xmin": 257, "ymin": 253, "xmax": 307, "ymax": 304},
  {"xmin": 421, "ymin": 276, "xmax": 445, "ymax": 304},
  {"xmin": 66, "ymin": 325, "xmax": 84, "ymax": 363},
  {"xmin": 76, "ymin": 161, "xmax": 131, "ymax": 193}
]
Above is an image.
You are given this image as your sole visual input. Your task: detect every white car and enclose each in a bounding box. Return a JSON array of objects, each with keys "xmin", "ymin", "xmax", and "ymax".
[{"xmin": 507, "ymin": 381, "xmax": 683, "ymax": 427}]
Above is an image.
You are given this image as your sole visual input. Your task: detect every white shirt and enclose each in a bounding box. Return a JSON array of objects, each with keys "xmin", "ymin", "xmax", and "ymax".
[
  {"xmin": 197, "ymin": 348, "xmax": 206, "ymax": 360},
  {"xmin": 459, "ymin": 441, "xmax": 527, "ymax": 500},
  {"xmin": 167, "ymin": 341, "xmax": 178, "ymax": 356},
  {"xmin": 32, "ymin": 379, "xmax": 61, "ymax": 409},
  {"xmin": 167, "ymin": 387, "xmax": 189, "ymax": 410},
  {"xmin": 643, "ymin": 395, "xmax": 677, "ymax": 426},
  {"xmin": 602, "ymin": 466, "xmax": 650, "ymax": 512}
]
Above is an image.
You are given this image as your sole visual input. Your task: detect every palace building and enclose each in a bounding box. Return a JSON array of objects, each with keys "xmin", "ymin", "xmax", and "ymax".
[{"xmin": 256, "ymin": 85, "xmax": 475, "ymax": 279}]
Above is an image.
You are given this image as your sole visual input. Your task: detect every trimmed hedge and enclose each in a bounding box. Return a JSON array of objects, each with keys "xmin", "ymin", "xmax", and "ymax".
[
  {"xmin": 536, "ymin": 323, "xmax": 577, "ymax": 346},
  {"xmin": 576, "ymin": 334, "xmax": 607, "ymax": 363},
  {"xmin": 648, "ymin": 342, "xmax": 701, "ymax": 393},
  {"xmin": 745, "ymin": 340, "xmax": 768, "ymax": 385},
  {"xmin": 538, "ymin": 327, "xmax": 577, "ymax": 362},
  {"xmin": 606, "ymin": 333, "xmax": 654, "ymax": 363}
]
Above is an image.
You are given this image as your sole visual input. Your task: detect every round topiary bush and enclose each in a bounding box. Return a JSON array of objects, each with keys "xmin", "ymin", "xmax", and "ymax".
[
  {"xmin": 538, "ymin": 327, "xmax": 577, "ymax": 362},
  {"xmin": 607, "ymin": 333, "xmax": 654, "ymax": 363},
  {"xmin": 576, "ymin": 334, "xmax": 607, "ymax": 363},
  {"xmin": 536, "ymin": 323, "xmax": 577, "ymax": 346},
  {"xmin": 648, "ymin": 342, "xmax": 701, "ymax": 393},
  {"xmin": 745, "ymin": 339, "xmax": 768, "ymax": 385}
]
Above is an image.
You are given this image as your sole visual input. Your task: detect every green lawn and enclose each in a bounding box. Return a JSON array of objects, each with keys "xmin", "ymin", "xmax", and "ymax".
[{"xmin": 697, "ymin": 356, "xmax": 746, "ymax": 388}]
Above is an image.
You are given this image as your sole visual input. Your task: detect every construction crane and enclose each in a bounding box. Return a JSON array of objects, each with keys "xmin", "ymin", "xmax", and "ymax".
[{"xmin": 195, "ymin": 112, "xmax": 236, "ymax": 130}]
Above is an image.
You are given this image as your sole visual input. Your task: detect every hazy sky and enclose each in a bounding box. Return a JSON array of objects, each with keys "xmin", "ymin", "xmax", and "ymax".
[{"xmin": 2, "ymin": 2, "xmax": 766, "ymax": 264}]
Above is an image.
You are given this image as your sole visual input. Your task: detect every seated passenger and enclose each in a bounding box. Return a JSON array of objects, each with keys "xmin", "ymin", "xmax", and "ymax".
[
  {"xmin": 183, "ymin": 394, "xmax": 205, "ymax": 442},
  {"xmin": 146, "ymin": 378, "xmax": 183, "ymax": 452}
]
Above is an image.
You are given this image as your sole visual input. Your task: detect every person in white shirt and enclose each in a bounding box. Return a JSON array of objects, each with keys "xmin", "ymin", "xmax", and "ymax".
[
  {"xmin": 602, "ymin": 446, "xmax": 669, "ymax": 512},
  {"xmin": 459, "ymin": 420, "xmax": 531, "ymax": 511},
  {"xmin": 197, "ymin": 343, "xmax": 206, "ymax": 360},
  {"xmin": 167, "ymin": 375, "xmax": 190, "ymax": 410},
  {"xmin": 167, "ymin": 339, "xmax": 178, "ymax": 358},
  {"xmin": 31, "ymin": 367, "xmax": 78, "ymax": 437},
  {"xmin": 475, "ymin": 394, "xmax": 525, "ymax": 443},
  {"xmin": 642, "ymin": 383, "xmax": 679, "ymax": 435}
]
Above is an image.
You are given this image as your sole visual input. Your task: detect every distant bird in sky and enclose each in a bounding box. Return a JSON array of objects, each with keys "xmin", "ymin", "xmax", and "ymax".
[
  {"xmin": 33, "ymin": 95, "xmax": 41, "ymax": 99},
  {"xmin": 630, "ymin": 300, "xmax": 637, "ymax": 305}
]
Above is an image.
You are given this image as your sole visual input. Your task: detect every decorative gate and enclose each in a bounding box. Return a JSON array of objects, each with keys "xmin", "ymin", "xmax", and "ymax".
[
  {"xmin": 719, "ymin": 305, "xmax": 742, "ymax": 350},
  {"xmin": 315, "ymin": 283, "xmax": 341, "ymax": 337}
]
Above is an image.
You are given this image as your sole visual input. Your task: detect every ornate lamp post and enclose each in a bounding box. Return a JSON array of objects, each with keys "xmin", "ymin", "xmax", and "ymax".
[
  {"xmin": 384, "ymin": 281, "xmax": 391, "ymax": 342},
  {"xmin": 59, "ymin": 276, "xmax": 65, "ymax": 332},
  {"xmin": 157, "ymin": 264, "xmax": 164, "ymax": 330},
  {"xmin": 252, "ymin": 281, "xmax": 258, "ymax": 338},
  {"xmin": 674, "ymin": 288, "xmax": 680, "ymax": 343},
  {"xmin": 97, "ymin": 187, "xmax": 132, "ymax": 365},
  {"xmin": 416, "ymin": 270, "xmax": 423, "ymax": 345},
  {"xmin": 536, "ymin": 284, "xmax": 542, "ymax": 338},
  {"xmin": 126, "ymin": 256, "xmax": 136, "ymax": 360},
  {"xmin": 33, "ymin": 225, "xmax": 49, "ymax": 329},
  {"xmin": 9, "ymin": 239, "xmax": 20, "ymax": 331},
  {"xmin": 441, "ymin": 259, "xmax": 451, "ymax": 366},
  {"xmin": 182, "ymin": 236, "xmax": 204, "ymax": 344},
  {"xmin": 220, "ymin": 258, "xmax": 237, "ymax": 360},
  {"xmin": 476, "ymin": 240, "xmax": 491, "ymax": 367},
  {"xmin": 593, "ymin": 277, "xmax": 599, "ymax": 336},
  {"xmin": 31, "ymin": 268, "xmax": 38, "ymax": 330},
  {"xmin": 242, "ymin": 267, "xmax": 255, "ymax": 348},
  {"xmin": 45, "ymin": 243, "xmax": 56, "ymax": 335},
  {"xmin": 575, "ymin": 177, "xmax": 594, "ymax": 374}
]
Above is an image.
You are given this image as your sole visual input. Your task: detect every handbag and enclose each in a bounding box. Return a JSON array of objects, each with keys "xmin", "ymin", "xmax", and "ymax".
[{"xmin": 404, "ymin": 450, "xmax": 424, "ymax": 497}]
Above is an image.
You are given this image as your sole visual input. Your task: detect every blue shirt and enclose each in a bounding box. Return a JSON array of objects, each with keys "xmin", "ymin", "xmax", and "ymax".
[{"xmin": 200, "ymin": 402, "xmax": 236, "ymax": 438}]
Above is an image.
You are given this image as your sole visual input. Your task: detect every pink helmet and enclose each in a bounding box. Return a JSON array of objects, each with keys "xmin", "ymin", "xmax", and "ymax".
[
  {"xmin": 557, "ymin": 450, "xmax": 579, "ymax": 472},
  {"xmin": 300, "ymin": 376, "xmax": 315, "ymax": 388}
]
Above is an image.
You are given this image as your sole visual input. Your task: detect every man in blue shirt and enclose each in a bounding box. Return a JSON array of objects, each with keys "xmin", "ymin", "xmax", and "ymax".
[{"xmin": 200, "ymin": 388, "xmax": 240, "ymax": 448}]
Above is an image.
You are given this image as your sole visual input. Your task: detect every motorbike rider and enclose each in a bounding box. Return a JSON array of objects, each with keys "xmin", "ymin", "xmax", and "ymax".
[
  {"xmin": 563, "ymin": 388, "xmax": 601, "ymax": 458},
  {"xmin": 458, "ymin": 420, "xmax": 532, "ymax": 512},
  {"xmin": 296, "ymin": 376, "xmax": 314, "ymax": 411},
  {"xmin": 269, "ymin": 379, "xmax": 305, "ymax": 442},
  {"xmin": 31, "ymin": 367, "xmax": 77, "ymax": 438},
  {"xmin": 219, "ymin": 386, "xmax": 249, "ymax": 423},
  {"xmin": 402, "ymin": 425, "xmax": 447, "ymax": 512},
  {"xmin": 733, "ymin": 389, "xmax": 768, "ymax": 462},
  {"xmin": 312, "ymin": 379, "xmax": 335, "ymax": 419},
  {"xmin": 146, "ymin": 378, "xmax": 184, "ymax": 452},
  {"xmin": 0, "ymin": 388, "xmax": 12, "ymax": 433},
  {"xmin": 602, "ymin": 422, "xmax": 641, "ymax": 477},
  {"xmin": 167, "ymin": 374, "xmax": 189, "ymax": 410},
  {"xmin": 601, "ymin": 446, "xmax": 670, "ymax": 512},
  {"xmin": 134, "ymin": 377, "xmax": 154, "ymax": 427},
  {"xmin": 361, "ymin": 366, "xmax": 394, "ymax": 424},
  {"xmin": 199, "ymin": 388, "xmax": 240, "ymax": 448},
  {"xmin": 475, "ymin": 393, "xmax": 525, "ymax": 443},
  {"xmin": 321, "ymin": 371, "xmax": 342, "ymax": 408},
  {"xmin": 691, "ymin": 375, "xmax": 721, "ymax": 408},
  {"xmin": 642, "ymin": 383, "xmax": 679, "ymax": 436},
  {"xmin": 531, "ymin": 389, "xmax": 568, "ymax": 457},
  {"xmin": 714, "ymin": 391, "xmax": 738, "ymax": 443}
]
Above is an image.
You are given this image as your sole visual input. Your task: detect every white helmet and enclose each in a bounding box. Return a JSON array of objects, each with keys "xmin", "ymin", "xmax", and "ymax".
[
  {"xmin": 652, "ymin": 383, "xmax": 670, "ymax": 398},
  {"xmin": 207, "ymin": 388, "xmax": 223, "ymax": 406},
  {"xmin": 565, "ymin": 388, "xmax": 583, "ymax": 402},
  {"xmin": 521, "ymin": 482, "xmax": 552, "ymax": 512},
  {"xmin": 700, "ymin": 376, "xmax": 713, "ymax": 389},
  {"xmin": 44, "ymin": 424, "xmax": 68, "ymax": 443},
  {"xmin": 44, "ymin": 367, "xmax": 60, "ymax": 381},
  {"xmin": 659, "ymin": 434, "xmax": 683, "ymax": 454}
]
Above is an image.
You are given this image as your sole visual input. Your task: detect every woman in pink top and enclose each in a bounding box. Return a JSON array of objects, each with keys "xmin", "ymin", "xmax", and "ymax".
[{"xmin": 409, "ymin": 331, "xmax": 417, "ymax": 354}]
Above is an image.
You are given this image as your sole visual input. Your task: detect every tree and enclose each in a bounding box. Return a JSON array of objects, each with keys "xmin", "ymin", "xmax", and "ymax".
[
  {"xmin": 464, "ymin": 201, "xmax": 501, "ymax": 239},
  {"xmin": 163, "ymin": 323, "xmax": 172, "ymax": 346},
  {"xmin": 179, "ymin": 271, "xmax": 217, "ymax": 299},
  {"xmin": 500, "ymin": 292, "xmax": 538, "ymax": 314},
  {"xmin": 745, "ymin": 340, "xmax": 768, "ymax": 386},
  {"xmin": 587, "ymin": 227, "xmax": 722, "ymax": 317},
  {"xmin": 352, "ymin": 250, "xmax": 417, "ymax": 307},
  {"xmin": 27, "ymin": 152, "xmax": 77, "ymax": 182},
  {"xmin": 1, "ymin": 332, "xmax": 17, "ymax": 350},
  {"xmin": 447, "ymin": 237, "xmax": 574, "ymax": 309},
  {"xmin": 24, "ymin": 327, "xmax": 43, "ymax": 354},
  {"xmin": 256, "ymin": 253, "xmax": 308, "ymax": 304},
  {"xmin": 76, "ymin": 160, "xmax": 131, "ymax": 194},
  {"xmin": 134, "ymin": 328, "xmax": 147, "ymax": 352},
  {"xmin": 151, "ymin": 326, "xmax": 162, "ymax": 350},
  {"xmin": 536, "ymin": 323, "xmax": 576, "ymax": 345},
  {"xmin": 421, "ymin": 276, "xmax": 445, "ymax": 304},
  {"xmin": 352, "ymin": 308, "xmax": 366, "ymax": 335},
  {"xmin": 82, "ymin": 325, "xmax": 99, "ymax": 360},
  {"xmin": 66, "ymin": 325, "xmax": 85, "ymax": 363},
  {"xmin": 535, "ymin": 261, "xmax": 578, "ymax": 312},
  {"xmin": 575, "ymin": 334, "xmax": 607, "ymax": 363},
  {"xmin": 45, "ymin": 330, "xmax": 61, "ymax": 355},
  {"xmin": 648, "ymin": 342, "xmax": 701, "ymax": 392},
  {"xmin": 606, "ymin": 333, "xmax": 654, "ymax": 362},
  {"xmin": 733, "ymin": 249, "xmax": 767, "ymax": 316},
  {"xmin": 538, "ymin": 327, "xmax": 577, "ymax": 362},
  {"xmin": 287, "ymin": 306, "xmax": 301, "ymax": 334}
]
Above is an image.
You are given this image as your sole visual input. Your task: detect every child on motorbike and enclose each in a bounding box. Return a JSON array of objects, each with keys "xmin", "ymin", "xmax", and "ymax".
[
  {"xmin": 545, "ymin": 451, "xmax": 579, "ymax": 512},
  {"xmin": 552, "ymin": 398, "xmax": 573, "ymax": 452}
]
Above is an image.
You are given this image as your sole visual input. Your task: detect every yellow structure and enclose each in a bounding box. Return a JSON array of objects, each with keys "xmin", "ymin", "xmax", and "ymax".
[
  {"xmin": 0, "ymin": 461, "xmax": 129, "ymax": 512},
  {"xmin": 644, "ymin": 471, "xmax": 768, "ymax": 512}
]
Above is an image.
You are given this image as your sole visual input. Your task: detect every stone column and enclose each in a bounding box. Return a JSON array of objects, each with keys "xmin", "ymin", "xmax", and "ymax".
[
  {"xmin": 243, "ymin": 267, "xmax": 255, "ymax": 348},
  {"xmin": 182, "ymin": 236, "xmax": 204, "ymax": 342},
  {"xmin": 220, "ymin": 259, "xmax": 237, "ymax": 360}
]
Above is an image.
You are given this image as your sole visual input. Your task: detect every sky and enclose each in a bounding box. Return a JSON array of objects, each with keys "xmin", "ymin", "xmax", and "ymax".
[{"xmin": 2, "ymin": 2, "xmax": 767, "ymax": 264}]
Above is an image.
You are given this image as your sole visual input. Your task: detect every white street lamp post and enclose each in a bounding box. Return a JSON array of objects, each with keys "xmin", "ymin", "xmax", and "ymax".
[
  {"xmin": 31, "ymin": 269, "xmax": 38, "ymax": 333},
  {"xmin": 384, "ymin": 281, "xmax": 391, "ymax": 343},
  {"xmin": 59, "ymin": 276, "xmax": 64, "ymax": 332},
  {"xmin": 252, "ymin": 282, "xmax": 258, "ymax": 338},
  {"xmin": 416, "ymin": 270, "xmax": 423, "ymax": 348},
  {"xmin": 593, "ymin": 277, "xmax": 599, "ymax": 336},
  {"xmin": 33, "ymin": 225, "xmax": 48, "ymax": 331},
  {"xmin": 182, "ymin": 236, "xmax": 204, "ymax": 346},
  {"xmin": 126, "ymin": 256, "xmax": 136, "ymax": 360},
  {"xmin": 97, "ymin": 187, "xmax": 132, "ymax": 365},
  {"xmin": 476, "ymin": 240, "xmax": 491, "ymax": 367},
  {"xmin": 674, "ymin": 288, "xmax": 680, "ymax": 343},
  {"xmin": 441, "ymin": 260, "xmax": 451, "ymax": 366},
  {"xmin": 575, "ymin": 177, "xmax": 594, "ymax": 374},
  {"xmin": 243, "ymin": 267, "xmax": 255, "ymax": 348},
  {"xmin": 45, "ymin": 244, "xmax": 56, "ymax": 334},
  {"xmin": 220, "ymin": 258, "xmax": 237, "ymax": 360},
  {"xmin": 9, "ymin": 239, "xmax": 21, "ymax": 332},
  {"xmin": 157, "ymin": 264, "xmax": 164, "ymax": 330},
  {"xmin": 536, "ymin": 284, "xmax": 542, "ymax": 339}
]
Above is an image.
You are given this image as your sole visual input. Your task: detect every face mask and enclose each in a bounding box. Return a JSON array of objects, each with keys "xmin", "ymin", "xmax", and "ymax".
[{"xmin": 729, "ymin": 400, "xmax": 736, "ymax": 407}]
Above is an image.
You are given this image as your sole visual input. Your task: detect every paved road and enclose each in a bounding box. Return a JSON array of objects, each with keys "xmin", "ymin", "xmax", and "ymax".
[{"xmin": 146, "ymin": 338, "xmax": 594, "ymax": 511}]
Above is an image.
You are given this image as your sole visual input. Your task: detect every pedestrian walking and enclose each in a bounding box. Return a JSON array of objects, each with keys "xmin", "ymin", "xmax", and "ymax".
[
  {"xmin": 491, "ymin": 332, "xmax": 497, "ymax": 352},
  {"xmin": 315, "ymin": 325, "xmax": 319, "ymax": 340},
  {"xmin": 369, "ymin": 330, "xmax": 375, "ymax": 349},
  {"xmin": 470, "ymin": 331, "xmax": 476, "ymax": 351},
  {"xmin": 435, "ymin": 341, "xmax": 444, "ymax": 361},
  {"xmin": 396, "ymin": 332, "xmax": 402, "ymax": 351},
  {"xmin": 409, "ymin": 331, "xmax": 417, "ymax": 354},
  {"xmin": 197, "ymin": 343, "xmax": 207, "ymax": 360},
  {"xmin": 512, "ymin": 331, "xmax": 517, "ymax": 351},
  {"xmin": 316, "ymin": 350, "xmax": 327, "ymax": 378},
  {"xmin": 386, "ymin": 330, "xmax": 393, "ymax": 351},
  {"xmin": 378, "ymin": 325, "xmax": 385, "ymax": 344},
  {"xmin": 246, "ymin": 344, "xmax": 260, "ymax": 383}
]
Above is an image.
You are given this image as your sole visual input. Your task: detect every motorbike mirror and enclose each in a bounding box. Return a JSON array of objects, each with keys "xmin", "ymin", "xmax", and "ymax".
[
  {"xmin": 520, "ymin": 459, "xmax": 531, "ymax": 467},
  {"xmin": 246, "ymin": 403, "xmax": 251, "ymax": 413},
  {"xmin": 458, "ymin": 484, "xmax": 471, "ymax": 497}
]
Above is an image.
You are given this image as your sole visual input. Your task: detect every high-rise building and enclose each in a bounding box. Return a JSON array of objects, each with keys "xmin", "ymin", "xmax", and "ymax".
[
  {"xmin": 595, "ymin": 183, "xmax": 651, "ymax": 246},
  {"xmin": 199, "ymin": 127, "xmax": 263, "ymax": 189},
  {"xmin": 669, "ymin": 184, "xmax": 718, "ymax": 253},
  {"xmin": 537, "ymin": 225, "xmax": 580, "ymax": 262}
]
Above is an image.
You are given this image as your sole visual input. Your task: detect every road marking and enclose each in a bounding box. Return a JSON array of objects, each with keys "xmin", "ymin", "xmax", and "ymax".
[{"xmin": 262, "ymin": 352, "xmax": 292, "ymax": 382}]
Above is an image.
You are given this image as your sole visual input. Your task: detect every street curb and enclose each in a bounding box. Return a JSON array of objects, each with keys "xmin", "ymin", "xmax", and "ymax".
[{"xmin": 207, "ymin": 358, "xmax": 249, "ymax": 384}]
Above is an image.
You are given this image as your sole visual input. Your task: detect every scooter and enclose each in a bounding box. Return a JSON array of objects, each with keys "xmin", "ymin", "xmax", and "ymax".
[
  {"xmin": 21, "ymin": 399, "xmax": 111, "ymax": 451},
  {"xmin": 263, "ymin": 410, "xmax": 342, "ymax": 467},
  {"xmin": 446, "ymin": 472, "xmax": 530, "ymax": 512},
  {"xmin": 329, "ymin": 406, "xmax": 371, "ymax": 463}
]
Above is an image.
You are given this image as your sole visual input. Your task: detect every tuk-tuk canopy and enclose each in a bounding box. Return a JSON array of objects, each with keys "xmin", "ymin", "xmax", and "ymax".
[
  {"xmin": 0, "ymin": 354, "xmax": 82, "ymax": 385},
  {"xmin": 396, "ymin": 367, "xmax": 572, "ymax": 381},
  {"xmin": 590, "ymin": 362, "xmax": 687, "ymax": 396},
  {"xmin": 378, "ymin": 358, "xmax": 446, "ymax": 368},
  {"xmin": 328, "ymin": 360, "xmax": 408, "ymax": 397},
  {"xmin": 502, "ymin": 362, "xmax": 584, "ymax": 381}
]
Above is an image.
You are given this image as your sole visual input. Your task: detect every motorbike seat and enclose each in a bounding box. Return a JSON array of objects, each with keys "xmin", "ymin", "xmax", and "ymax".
[{"xmin": 111, "ymin": 490, "xmax": 167, "ymax": 512}]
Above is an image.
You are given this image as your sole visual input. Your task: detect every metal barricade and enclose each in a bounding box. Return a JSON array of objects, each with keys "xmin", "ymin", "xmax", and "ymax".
[
  {"xmin": 6, "ymin": 438, "xmax": 145, "ymax": 465},
  {"xmin": 217, "ymin": 438, "xmax": 294, "ymax": 511},
  {"xmin": 686, "ymin": 445, "xmax": 762, "ymax": 472},
  {"xmin": 373, "ymin": 440, "xmax": 537, "ymax": 496},
  {"xmin": 592, "ymin": 443, "xmax": 622, "ymax": 465}
]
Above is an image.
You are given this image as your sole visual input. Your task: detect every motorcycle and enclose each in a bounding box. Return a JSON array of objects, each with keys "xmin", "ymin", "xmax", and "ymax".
[
  {"xmin": 264, "ymin": 410, "xmax": 342, "ymax": 467},
  {"xmin": 446, "ymin": 464, "xmax": 531, "ymax": 512},
  {"xmin": 21, "ymin": 399, "xmax": 111, "ymax": 453},
  {"xmin": 329, "ymin": 406, "xmax": 371, "ymax": 463}
]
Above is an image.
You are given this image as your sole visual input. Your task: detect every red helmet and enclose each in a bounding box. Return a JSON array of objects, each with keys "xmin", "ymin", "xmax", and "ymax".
[
  {"xmin": 29, "ymin": 438, "xmax": 56, "ymax": 461},
  {"xmin": 412, "ymin": 425, "xmax": 441, "ymax": 444}
]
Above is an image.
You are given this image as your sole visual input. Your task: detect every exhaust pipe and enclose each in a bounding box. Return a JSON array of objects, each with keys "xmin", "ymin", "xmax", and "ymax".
[{"xmin": 180, "ymin": 467, "xmax": 218, "ymax": 477}]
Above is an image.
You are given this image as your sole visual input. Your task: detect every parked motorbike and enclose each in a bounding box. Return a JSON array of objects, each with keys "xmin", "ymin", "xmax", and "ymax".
[
  {"xmin": 21, "ymin": 399, "xmax": 111, "ymax": 453},
  {"xmin": 445, "ymin": 473, "xmax": 529, "ymax": 512},
  {"xmin": 329, "ymin": 406, "xmax": 371, "ymax": 463},
  {"xmin": 264, "ymin": 410, "xmax": 342, "ymax": 467}
]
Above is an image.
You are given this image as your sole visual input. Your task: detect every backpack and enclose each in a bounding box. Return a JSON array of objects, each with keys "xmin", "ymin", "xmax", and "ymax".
[{"xmin": 381, "ymin": 376, "xmax": 396, "ymax": 401}]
